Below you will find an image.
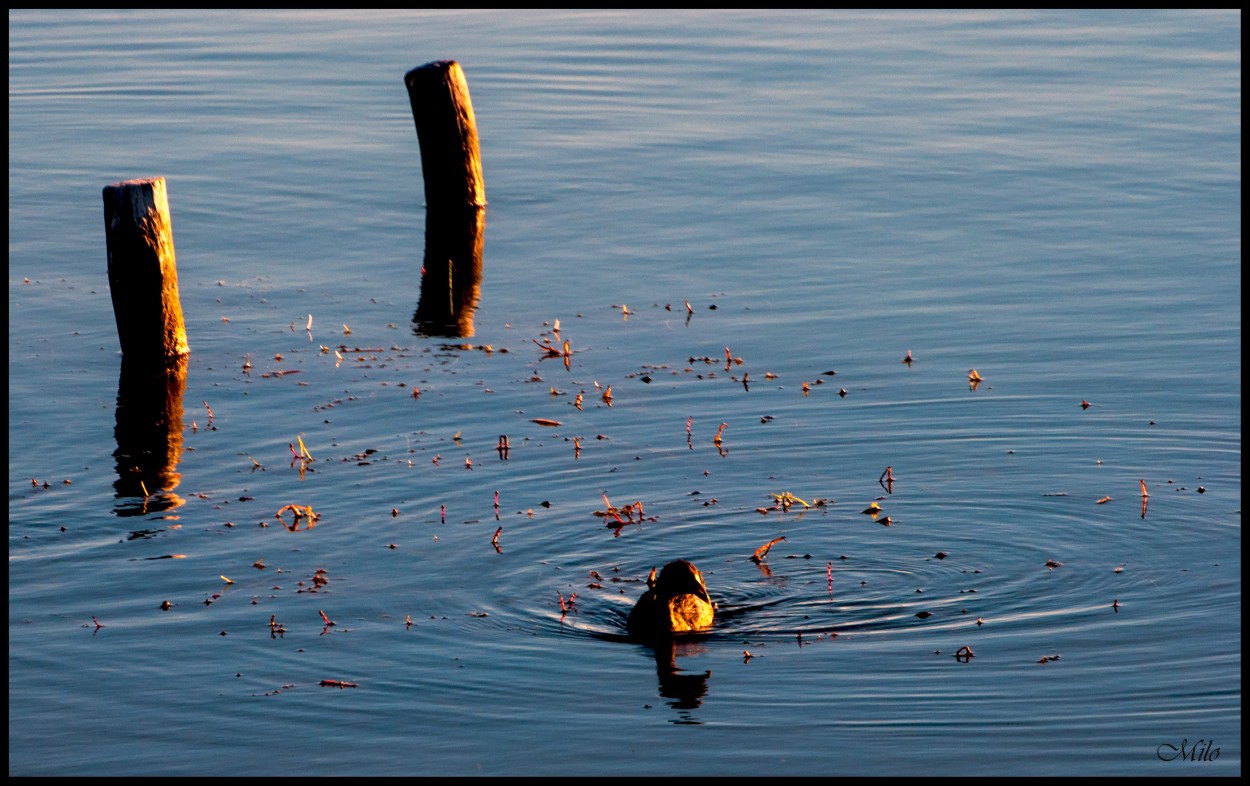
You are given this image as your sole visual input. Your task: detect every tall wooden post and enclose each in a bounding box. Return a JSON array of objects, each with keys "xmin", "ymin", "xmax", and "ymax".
[
  {"xmin": 102, "ymin": 177, "xmax": 189, "ymax": 365},
  {"xmin": 406, "ymin": 60, "xmax": 487, "ymax": 337}
]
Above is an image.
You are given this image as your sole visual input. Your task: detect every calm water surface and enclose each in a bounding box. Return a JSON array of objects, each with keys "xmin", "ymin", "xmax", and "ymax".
[{"xmin": 8, "ymin": 9, "xmax": 1240, "ymax": 776}]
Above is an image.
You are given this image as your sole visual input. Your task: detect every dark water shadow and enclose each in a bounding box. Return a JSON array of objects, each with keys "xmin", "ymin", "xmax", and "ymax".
[
  {"xmin": 584, "ymin": 628, "xmax": 712, "ymax": 717},
  {"xmin": 413, "ymin": 205, "xmax": 484, "ymax": 338},
  {"xmin": 112, "ymin": 354, "xmax": 186, "ymax": 516},
  {"xmin": 650, "ymin": 636, "xmax": 713, "ymax": 715}
]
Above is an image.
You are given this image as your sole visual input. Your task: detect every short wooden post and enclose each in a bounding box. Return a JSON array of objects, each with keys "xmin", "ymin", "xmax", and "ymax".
[
  {"xmin": 103, "ymin": 177, "xmax": 189, "ymax": 365},
  {"xmin": 406, "ymin": 59, "xmax": 487, "ymax": 337},
  {"xmin": 404, "ymin": 60, "xmax": 486, "ymax": 209}
]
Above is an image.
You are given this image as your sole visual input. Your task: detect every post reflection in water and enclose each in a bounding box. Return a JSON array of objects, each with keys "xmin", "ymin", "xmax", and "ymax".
[
  {"xmin": 413, "ymin": 205, "xmax": 484, "ymax": 338},
  {"xmin": 112, "ymin": 354, "xmax": 187, "ymax": 516}
]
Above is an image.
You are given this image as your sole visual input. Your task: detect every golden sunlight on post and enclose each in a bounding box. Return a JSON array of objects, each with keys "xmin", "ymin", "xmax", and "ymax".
[
  {"xmin": 102, "ymin": 177, "xmax": 189, "ymax": 365},
  {"xmin": 103, "ymin": 176, "xmax": 188, "ymax": 514},
  {"xmin": 405, "ymin": 60, "xmax": 486, "ymax": 337},
  {"xmin": 404, "ymin": 59, "xmax": 486, "ymax": 210}
]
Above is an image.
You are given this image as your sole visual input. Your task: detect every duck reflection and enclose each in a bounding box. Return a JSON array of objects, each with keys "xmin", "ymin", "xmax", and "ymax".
[
  {"xmin": 413, "ymin": 204, "xmax": 484, "ymax": 338},
  {"xmin": 113, "ymin": 354, "xmax": 186, "ymax": 515},
  {"xmin": 651, "ymin": 638, "xmax": 712, "ymax": 711}
]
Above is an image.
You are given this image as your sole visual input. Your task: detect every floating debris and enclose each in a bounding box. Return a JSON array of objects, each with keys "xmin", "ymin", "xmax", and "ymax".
[
  {"xmin": 275, "ymin": 504, "xmax": 319, "ymax": 530},
  {"xmin": 770, "ymin": 491, "xmax": 811, "ymax": 511},
  {"xmin": 751, "ymin": 536, "xmax": 786, "ymax": 563}
]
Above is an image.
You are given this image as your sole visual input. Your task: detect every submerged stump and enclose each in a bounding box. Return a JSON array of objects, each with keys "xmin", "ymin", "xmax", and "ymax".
[{"xmin": 102, "ymin": 176, "xmax": 189, "ymax": 366}]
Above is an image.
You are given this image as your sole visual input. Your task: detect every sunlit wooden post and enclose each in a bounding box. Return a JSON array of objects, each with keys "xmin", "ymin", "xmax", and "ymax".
[
  {"xmin": 102, "ymin": 176, "xmax": 189, "ymax": 366},
  {"xmin": 405, "ymin": 60, "xmax": 487, "ymax": 337},
  {"xmin": 404, "ymin": 60, "xmax": 486, "ymax": 210}
]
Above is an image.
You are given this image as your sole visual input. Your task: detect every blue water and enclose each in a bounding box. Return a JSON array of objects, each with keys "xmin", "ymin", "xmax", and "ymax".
[{"xmin": 8, "ymin": 9, "xmax": 1240, "ymax": 776}]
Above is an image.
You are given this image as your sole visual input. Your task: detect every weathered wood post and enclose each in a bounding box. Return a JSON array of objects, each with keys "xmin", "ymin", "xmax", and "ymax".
[
  {"xmin": 405, "ymin": 60, "xmax": 487, "ymax": 337},
  {"xmin": 102, "ymin": 176, "xmax": 189, "ymax": 364},
  {"xmin": 103, "ymin": 176, "xmax": 188, "ymax": 509},
  {"xmin": 404, "ymin": 60, "xmax": 486, "ymax": 210}
]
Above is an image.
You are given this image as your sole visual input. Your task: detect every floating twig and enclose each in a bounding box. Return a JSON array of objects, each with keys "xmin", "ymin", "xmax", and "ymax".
[{"xmin": 751, "ymin": 536, "xmax": 786, "ymax": 563}]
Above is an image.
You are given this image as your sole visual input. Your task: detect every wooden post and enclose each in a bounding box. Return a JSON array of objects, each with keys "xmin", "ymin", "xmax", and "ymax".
[
  {"xmin": 405, "ymin": 59, "xmax": 487, "ymax": 337},
  {"xmin": 102, "ymin": 177, "xmax": 189, "ymax": 365},
  {"xmin": 404, "ymin": 60, "xmax": 486, "ymax": 209}
]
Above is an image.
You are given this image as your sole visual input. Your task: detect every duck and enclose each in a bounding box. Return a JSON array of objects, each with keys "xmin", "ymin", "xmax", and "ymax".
[{"xmin": 626, "ymin": 559, "xmax": 714, "ymax": 640}]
